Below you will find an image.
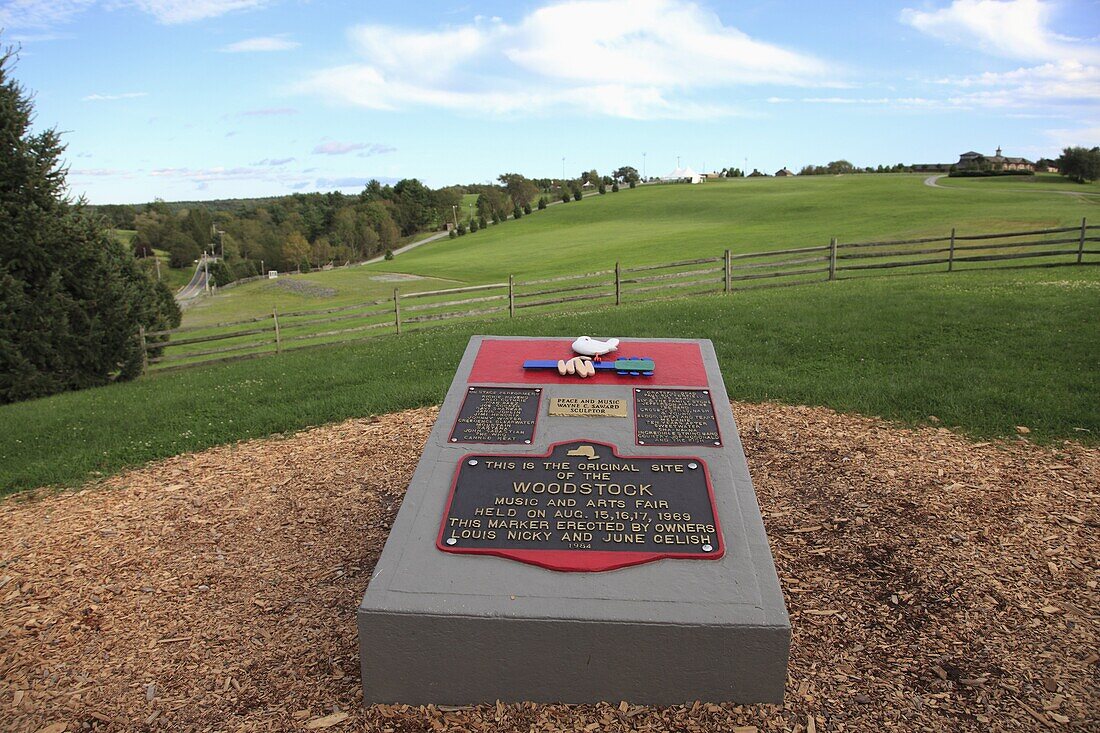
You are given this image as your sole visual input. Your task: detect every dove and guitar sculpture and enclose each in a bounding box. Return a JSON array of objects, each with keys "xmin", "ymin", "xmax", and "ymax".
[{"xmin": 521, "ymin": 336, "xmax": 655, "ymax": 378}]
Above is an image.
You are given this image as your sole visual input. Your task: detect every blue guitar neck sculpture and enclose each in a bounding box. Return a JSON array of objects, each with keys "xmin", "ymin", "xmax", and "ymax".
[{"xmin": 523, "ymin": 357, "xmax": 655, "ymax": 377}]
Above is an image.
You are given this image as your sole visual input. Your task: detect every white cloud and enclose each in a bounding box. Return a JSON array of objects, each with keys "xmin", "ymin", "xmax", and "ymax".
[
  {"xmin": 901, "ymin": 0, "xmax": 1100, "ymax": 64},
  {"xmin": 0, "ymin": 0, "xmax": 94, "ymax": 29},
  {"xmin": 222, "ymin": 35, "xmax": 299, "ymax": 53},
  {"xmin": 508, "ymin": 1, "xmax": 829, "ymax": 87},
  {"xmin": 349, "ymin": 22, "xmax": 497, "ymax": 83},
  {"xmin": 9, "ymin": 32, "xmax": 76, "ymax": 43},
  {"xmin": 766, "ymin": 96, "xmax": 947, "ymax": 109},
  {"xmin": 936, "ymin": 60, "xmax": 1100, "ymax": 106},
  {"xmin": 126, "ymin": 0, "xmax": 268, "ymax": 24},
  {"xmin": 240, "ymin": 106, "xmax": 299, "ymax": 116},
  {"xmin": 315, "ymin": 176, "xmax": 370, "ymax": 189},
  {"xmin": 901, "ymin": 1, "xmax": 1100, "ymax": 111},
  {"xmin": 1044, "ymin": 125, "xmax": 1100, "ymax": 149},
  {"xmin": 312, "ymin": 140, "xmax": 395, "ymax": 156},
  {"xmin": 148, "ymin": 165, "xmax": 294, "ymax": 183},
  {"xmin": 0, "ymin": 0, "xmax": 266, "ymax": 28},
  {"xmin": 82, "ymin": 91, "xmax": 148, "ymax": 101},
  {"xmin": 70, "ymin": 167, "xmax": 132, "ymax": 176},
  {"xmin": 297, "ymin": 0, "xmax": 836, "ymax": 120}
]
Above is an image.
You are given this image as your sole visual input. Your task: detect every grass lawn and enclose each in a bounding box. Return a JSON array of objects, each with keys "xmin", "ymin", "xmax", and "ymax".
[
  {"xmin": 934, "ymin": 172, "xmax": 1100, "ymax": 195},
  {"xmin": 370, "ymin": 174, "xmax": 1097, "ymax": 283},
  {"xmin": 133, "ymin": 251, "xmax": 194, "ymax": 293},
  {"xmin": 177, "ymin": 174, "xmax": 1097, "ymax": 333},
  {"xmin": 2, "ymin": 265, "xmax": 1096, "ymax": 495},
  {"xmin": 459, "ymin": 193, "xmax": 479, "ymax": 222},
  {"xmin": 181, "ymin": 268, "xmax": 457, "ymax": 328},
  {"xmin": 109, "ymin": 228, "xmax": 137, "ymax": 245}
]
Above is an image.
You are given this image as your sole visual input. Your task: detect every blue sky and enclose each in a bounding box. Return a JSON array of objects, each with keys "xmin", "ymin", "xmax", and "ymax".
[{"xmin": 3, "ymin": 0, "xmax": 1098, "ymax": 203}]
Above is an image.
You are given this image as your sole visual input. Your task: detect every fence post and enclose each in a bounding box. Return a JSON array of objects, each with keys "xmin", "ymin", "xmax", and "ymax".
[
  {"xmin": 724, "ymin": 249, "xmax": 732, "ymax": 293},
  {"xmin": 394, "ymin": 288, "xmax": 401, "ymax": 334},
  {"xmin": 1079, "ymin": 217, "xmax": 1087, "ymax": 264},
  {"xmin": 615, "ymin": 262, "xmax": 621, "ymax": 305},
  {"xmin": 272, "ymin": 306, "xmax": 281, "ymax": 353},
  {"xmin": 828, "ymin": 237, "xmax": 838, "ymax": 281},
  {"xmin": 138, "ymin": 325, "xmax": 148, "ymax": 374},
  {"xmin": 509, "ymin": 275, "xmax": 515, "ymax": 317},
  {"xmin": 948, "ymin": 227, "xmax": 956, "ymax": 272}
]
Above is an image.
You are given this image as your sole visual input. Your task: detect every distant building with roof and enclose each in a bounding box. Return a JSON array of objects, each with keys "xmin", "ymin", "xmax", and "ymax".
[
  {"xmin": 774, "ymin": 167, "xmax": 794, "ymax": 177},
  {"xmin": 957, "ymin": 147, "xmax": 1034, "ymax": 173}
]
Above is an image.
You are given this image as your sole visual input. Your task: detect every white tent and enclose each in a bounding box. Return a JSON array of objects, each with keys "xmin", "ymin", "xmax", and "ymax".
[{"xmin": 661, "ymin": 166, "xmax": 703, "ymax": 184}]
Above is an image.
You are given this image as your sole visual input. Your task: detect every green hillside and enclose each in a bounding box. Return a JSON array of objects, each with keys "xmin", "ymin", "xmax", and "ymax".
[
  {"xmin": 376, "ymin": 173, "xmax": 1097, "ymax": 282},
  {"xmin": 180, "ymin": 174, "xmax": 1098, "ymax": 328}
]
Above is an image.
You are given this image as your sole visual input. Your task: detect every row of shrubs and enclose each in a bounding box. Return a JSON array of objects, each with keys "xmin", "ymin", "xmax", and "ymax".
[
  {"xmin": 446, "ymin": 180, "xmax": 638, "ymax": 239},
  {"xmin": 947, "ymin": 170, "xmax": 1033, "ymax": 178},
  {"xmin": 448, "ymin": 201, "xmax": 536, "ymax": 238},
  {"xmin": 447, "ymin": 179, "xmax": 635, "ymax": 239}
]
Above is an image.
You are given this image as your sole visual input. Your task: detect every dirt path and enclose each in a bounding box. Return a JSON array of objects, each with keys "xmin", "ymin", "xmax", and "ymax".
[{"xmin": 1, "ymin": 404, "xmax": 1096, "ymax": 731}]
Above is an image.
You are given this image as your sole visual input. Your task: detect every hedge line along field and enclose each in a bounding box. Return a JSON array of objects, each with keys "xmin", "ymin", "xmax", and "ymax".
[
  {"xmin": 1, "ymin": 266, "xmax": 1097, "ymax": 495},
  {"xmin": 179, "ymin": 173, "xmax": 1099, "ymax": 328}
]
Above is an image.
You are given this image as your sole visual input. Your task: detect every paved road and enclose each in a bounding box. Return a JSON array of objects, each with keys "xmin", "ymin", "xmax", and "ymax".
[
  {"xmin": 176, "ymin": 255, "xmax": 213, "ymax": 304},
  {"xmin": 923, "ymin": 175, "xmax": 945, "ymax": 188},
  {"xmin": 363, "ymin": 230, "xmax": 449, "ymax": 265}
]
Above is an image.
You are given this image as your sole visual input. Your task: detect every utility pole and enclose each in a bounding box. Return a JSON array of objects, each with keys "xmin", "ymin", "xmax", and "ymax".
[
  {"xmin": 203, "ymin": 251, "xmax": 210, "ymax": 294},
  {"xmin": 643, "ymin": 152, "xmax": 646, "ymax": 180},
  {"xmin": 452, "ymin": 205, "xmax": 459, "ymax": 229},
  {"xmin": 562, "ymin": 157, "xmax": 566, "ymax": 181}
]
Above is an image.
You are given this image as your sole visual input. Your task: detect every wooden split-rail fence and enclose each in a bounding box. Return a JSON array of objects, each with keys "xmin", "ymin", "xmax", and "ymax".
[{"xmin": 140, "ymin": 219, "xmax": 1099, "ymax": 373}]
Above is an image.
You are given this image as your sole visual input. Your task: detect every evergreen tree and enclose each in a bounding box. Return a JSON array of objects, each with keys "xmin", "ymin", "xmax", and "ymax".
[{"xmin": 0, "ymin": 48, "xmax": 180, "ymax": 403}]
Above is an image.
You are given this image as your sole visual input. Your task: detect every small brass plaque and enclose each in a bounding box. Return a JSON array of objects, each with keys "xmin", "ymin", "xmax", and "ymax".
[{"xmin": 549, "ymin": 397, "xmax": 628, "ymax": 418}]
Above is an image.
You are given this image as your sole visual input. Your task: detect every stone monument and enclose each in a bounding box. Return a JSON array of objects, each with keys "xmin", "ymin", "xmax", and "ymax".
[{"xmin": 358, "ymin": 336, "xmax": 789, "ymax": 704}]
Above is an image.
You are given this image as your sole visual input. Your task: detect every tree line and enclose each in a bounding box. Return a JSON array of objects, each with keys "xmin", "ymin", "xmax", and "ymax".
[{"xmin": 101, "ymin": 166, "xmax": 645, "ymax": 283}]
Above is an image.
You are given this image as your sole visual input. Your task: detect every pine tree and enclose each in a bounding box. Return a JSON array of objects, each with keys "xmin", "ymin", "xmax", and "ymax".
[{"xmin": 0, "ymin": 48, "xmax": 180, "ymax": 403}]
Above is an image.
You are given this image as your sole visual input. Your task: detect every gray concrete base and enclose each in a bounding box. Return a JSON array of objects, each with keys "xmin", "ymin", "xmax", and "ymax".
[
  {"xmin": 360, "ymin": 613, "xmax": 789, "ymax": 705},
  {"xmin": 358, "ymin": 336, "xmax": 790, "ymax": 704}
]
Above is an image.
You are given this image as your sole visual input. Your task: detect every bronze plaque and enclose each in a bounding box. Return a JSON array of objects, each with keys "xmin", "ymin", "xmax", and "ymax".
[
  {"xmin": 548, "ymin": 397, "xmax": 628, "ymax": 418},
  {"xmin": 437, "ymin": 440, "xmax": 723, "ymax": 571},
  {"xmin": 635, "ymin": 388, "xmax": 722, "ymax": 446},
  {"xmin": 450, "ymin": 386, "xmax": 540, "ymax": 444}
]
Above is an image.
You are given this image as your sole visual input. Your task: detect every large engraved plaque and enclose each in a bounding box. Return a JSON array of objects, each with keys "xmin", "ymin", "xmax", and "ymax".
[
  {"xmin": 634, "ymin": 388, "xmax": 722, "ymax": 446},
  {"xmin": 437, "ymin": 440, "xmax": 723, "ymax": 571},
  {"xmin": 450, "ymin": 386, "xmax": 541, "ymax": 444}
]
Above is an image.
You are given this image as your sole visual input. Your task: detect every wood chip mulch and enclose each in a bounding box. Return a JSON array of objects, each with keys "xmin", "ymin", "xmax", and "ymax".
[{"xmin": 1, "ymin": 403, "xmax": 1096, "ymax": 732}]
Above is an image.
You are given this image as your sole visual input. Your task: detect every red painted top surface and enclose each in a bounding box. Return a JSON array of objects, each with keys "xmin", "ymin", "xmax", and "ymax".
[{"xmin": 468, "ymin": 339, "xmax": 708, "ymax": 387}]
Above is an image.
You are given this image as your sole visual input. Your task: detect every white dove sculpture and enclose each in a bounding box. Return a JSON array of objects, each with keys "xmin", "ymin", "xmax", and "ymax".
[{"xmin": 571, "ymin": 336, "xmax": 620, "ymax": 357}]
